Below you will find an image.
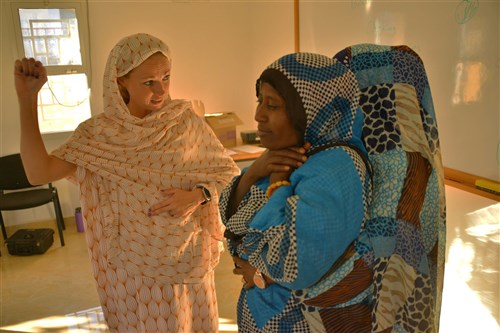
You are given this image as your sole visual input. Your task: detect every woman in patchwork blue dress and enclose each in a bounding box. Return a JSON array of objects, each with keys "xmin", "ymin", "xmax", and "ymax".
[{"xmin": 219, "ymin": 53, "xmax": 374, "ymax": 332}]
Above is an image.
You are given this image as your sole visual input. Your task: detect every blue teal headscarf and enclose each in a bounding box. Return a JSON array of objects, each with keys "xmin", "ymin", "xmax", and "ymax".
[{"xmin": 257, "ymin": 53, "xmax": 365, "ymax": 153}]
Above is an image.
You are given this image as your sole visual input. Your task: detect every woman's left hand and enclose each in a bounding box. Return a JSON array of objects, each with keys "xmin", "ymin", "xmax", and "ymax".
[
  {"xmin": 148, "ymin": 188, "xmax": 204, "ymax": 218},
  {"xmin": 232, "ymin": 256, "xmax": 257, "ymax": 290}
]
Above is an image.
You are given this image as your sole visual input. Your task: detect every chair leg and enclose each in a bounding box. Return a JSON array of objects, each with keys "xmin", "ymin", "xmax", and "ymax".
[
  {"xmin": 52, "ymin": 193, "xmax": 65, "ymax": 247},
  {"xmin": 51, "ymin": 186, "xmax": 65, "ymax": 230},
  {"xmin": 0, "ymin": 212, "xmax": 7, "ymax": 240}
]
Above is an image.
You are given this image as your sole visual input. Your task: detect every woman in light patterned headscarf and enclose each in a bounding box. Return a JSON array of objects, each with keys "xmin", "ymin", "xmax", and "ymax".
[{"xmin": 15, "ymin": 33, "xmax": 240, "ymax": 332}]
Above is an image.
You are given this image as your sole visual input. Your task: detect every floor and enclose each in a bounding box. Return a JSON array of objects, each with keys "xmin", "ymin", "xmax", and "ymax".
[{"xmin": 0, "ymin": 185, "xmax": 498, "ymax": 333}]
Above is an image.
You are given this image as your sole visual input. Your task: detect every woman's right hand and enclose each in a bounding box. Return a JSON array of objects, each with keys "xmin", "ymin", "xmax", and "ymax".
[
  {"xmin": 245, "ymin": 143, "xmax": 310, "ymax": 183},
  {"xmin": 14, "ymin": 58, "xmax": 48, "ymax": 98},
  {"xmin": 227, "ymin": 142, "xmax": 310, "ymax": 215},
  {"xmin": 14, "ymin": 57, "xmax": 77, "ymax": 185}
]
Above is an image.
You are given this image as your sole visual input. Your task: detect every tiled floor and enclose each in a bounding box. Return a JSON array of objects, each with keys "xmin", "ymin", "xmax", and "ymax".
[{"xmin": 0, "ymin": 185, "xmax": 498, "ymax": 333}]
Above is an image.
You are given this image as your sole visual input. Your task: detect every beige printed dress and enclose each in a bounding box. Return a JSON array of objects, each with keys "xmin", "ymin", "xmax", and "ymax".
[{"xmin": 51, "ymin": 33, "xmax": 240, "ymax": 332}]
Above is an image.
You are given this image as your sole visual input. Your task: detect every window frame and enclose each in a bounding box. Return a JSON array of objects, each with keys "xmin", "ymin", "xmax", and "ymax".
[
  {"xmin": 10, "ymin": 0, "xmax": 92, "ymax": 134},
  {"xmin": 11, "ymin": 1, "xmax": 91, "ymax": 79}
]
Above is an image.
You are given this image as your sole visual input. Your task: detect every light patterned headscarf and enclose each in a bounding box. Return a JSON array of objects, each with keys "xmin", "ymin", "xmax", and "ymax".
[
  {"xmin": 105, "ymin": 33, "xmax": 171, "ymax": 120},
  {"xmin": 52, "ymin": 33, "xmax": 239, "ymax": 283}
]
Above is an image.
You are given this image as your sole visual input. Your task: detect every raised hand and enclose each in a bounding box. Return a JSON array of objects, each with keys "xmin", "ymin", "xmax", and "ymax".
[
  {"xmin": 15, "ymin": 57, "xmax": 77, "ymax": 185},
  {"xmin": 14, "ymin": 58, "xmax": 48, "ymax": 98}
]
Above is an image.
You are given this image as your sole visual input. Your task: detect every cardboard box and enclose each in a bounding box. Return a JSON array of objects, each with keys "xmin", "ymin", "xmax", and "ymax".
[{"xmin": 205, "ymin": 112, "xmax": 243, "ymax": 147}]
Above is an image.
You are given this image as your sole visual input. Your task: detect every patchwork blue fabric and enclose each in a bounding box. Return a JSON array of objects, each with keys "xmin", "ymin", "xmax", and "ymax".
[{"xmin": 334, "ymin": 44, "xmax": 446, "ymax": 333}]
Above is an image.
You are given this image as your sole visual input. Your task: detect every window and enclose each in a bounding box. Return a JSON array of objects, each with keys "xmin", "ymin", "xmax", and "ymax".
[{"xmin": 12, "ymin": 2, "xmax": 91, "ymax": 134}]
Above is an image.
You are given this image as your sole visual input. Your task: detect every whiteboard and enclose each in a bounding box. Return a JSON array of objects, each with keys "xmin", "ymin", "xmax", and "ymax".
[{"xmin": 299, "ymin": 0, "xmax": 499, "ymax": 182}]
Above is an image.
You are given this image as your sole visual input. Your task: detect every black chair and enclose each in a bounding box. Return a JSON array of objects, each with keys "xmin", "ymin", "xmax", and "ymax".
[{"xmin": 0, "ymin": 153, "xmax": 65, "ymax": 247}]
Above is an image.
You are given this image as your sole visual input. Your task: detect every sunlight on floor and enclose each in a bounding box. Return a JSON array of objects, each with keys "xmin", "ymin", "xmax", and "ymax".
[
  {"xmin": 218, "ymin": 318, "xmax": 239, "ymax": 332},
  {"xmin": 1, "ymin": 307, "xmax": 238, "ymax": 333},
  {"xmin": 0, "ymin": 307, "xmax": 107, "ymax": 333},
  {"xmin": 440, "ymin": 202, "xmax": 500, "ymax": 333},
  {"xmin": 0, "ymin": 315, "xmax": 101, "ymax": 333},
  {"xmin": 441, "ymin": 239, "xmax": 500, "ymax": 332}
]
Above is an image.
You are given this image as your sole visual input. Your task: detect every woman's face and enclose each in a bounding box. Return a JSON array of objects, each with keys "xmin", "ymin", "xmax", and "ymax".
[
  {"xmin": 255, "ymin": 82, "xmax": 301, "ymax": 150},
  {"xmin": 118, "ymin": 52, "xmax": 171, "ymax": 118}
]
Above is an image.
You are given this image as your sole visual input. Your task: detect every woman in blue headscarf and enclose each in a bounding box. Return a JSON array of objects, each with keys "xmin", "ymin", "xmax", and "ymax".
[{"xmin": 219, "ymin": 53, "xmax": 373, "ymax": 332}]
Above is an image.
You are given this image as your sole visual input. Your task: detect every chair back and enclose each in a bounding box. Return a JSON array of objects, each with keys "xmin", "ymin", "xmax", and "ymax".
[{"xmin": 0, "ymin": 153, "xmax": 35, "ymax": 190}]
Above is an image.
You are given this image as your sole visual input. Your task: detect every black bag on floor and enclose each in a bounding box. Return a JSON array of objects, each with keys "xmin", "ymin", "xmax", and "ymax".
[{"xmin": 6, "ymin": 228, "xmax": 54, "ymax": 255}]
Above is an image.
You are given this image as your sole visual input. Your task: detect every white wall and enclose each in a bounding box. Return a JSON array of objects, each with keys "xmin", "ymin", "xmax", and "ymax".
[
  {"xmin": 299, "ymin": 0, "xmax": 500, "ymax": 182},
  {"xmin": 0, "ymin": 0, "xmax": 294, "ymax": 226}
]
